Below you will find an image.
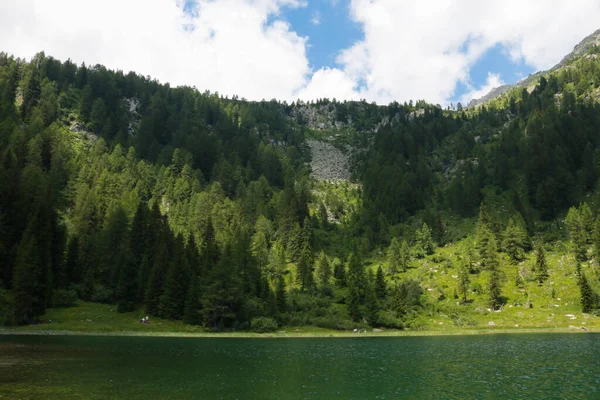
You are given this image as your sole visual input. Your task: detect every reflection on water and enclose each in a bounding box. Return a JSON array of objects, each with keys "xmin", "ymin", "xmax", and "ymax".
[{"xmin": 1, "ymin": 334, "xmax": 600, "ymax": 399}]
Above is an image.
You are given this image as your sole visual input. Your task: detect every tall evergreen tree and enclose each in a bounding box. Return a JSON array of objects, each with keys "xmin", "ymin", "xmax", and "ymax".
[
  {"xmin": 535, "ymin": 243, "xmax": 549, "ymax": 284},
  {"xmin": 116, "ymin": 249, "xmax": 137, "ymax": 312},
  {"xmin": 315, "ymin": 251, "xmax": 331, "ymax": 289},
  {"xmin": 578, "ymin": 272, "xmax": 595, "ymax": 313},
  {"xmin": 275, "ymin": 276, "xmax": 287, "ymax": 314},
  {"xmin": 202, "ymin": 245, "xmax": 243, "ymax": 329},
  {"xmin": 375, "ymin": 265, "xmax": 387, "ymax": 300},
  {"xmin": 503, "ymin": 218, "xmax": 525, "ymax": 264},
  {"xmin": 457, "ymin": 261, "xmax": 470, "ymax": 303},
  {"xmin": 158, "ymin": 236, "xmax": 191, "ymax": 319}
]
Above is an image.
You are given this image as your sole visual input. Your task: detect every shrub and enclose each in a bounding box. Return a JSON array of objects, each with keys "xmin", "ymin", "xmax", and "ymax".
[{"xmin": 251, "ymin": 317, "xmax": 278, "ymax": 333}]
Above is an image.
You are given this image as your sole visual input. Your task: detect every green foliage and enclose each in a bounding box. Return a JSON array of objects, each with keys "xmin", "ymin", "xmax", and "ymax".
[
  {"xmin": 388, "ymin": 237, "xmax": 410, "ymax": 273},
  {"xmin": 566, "ymin": 204, "xmax": 592, "ymax": 261},
  {"xmin": 315, "ymin": 251, "xmax": 332, "ymax": 289},
  {"xmin": 250, "ymin": 317, "xmax": 278, "ymax": 333},
  {"xmin": 503, "ymin": 217, "xmax": 527, "ymax": 264},
  {"xmin": 413, "ymin": 223, "xmax": 435, "ymax": 258},
  {"xmin": 4, "ymin": 48, "xmax": 600, "ymax": 331},
  {"xmin": 578, "ymin": 271, "xmax": 596, "ymax": 313}
]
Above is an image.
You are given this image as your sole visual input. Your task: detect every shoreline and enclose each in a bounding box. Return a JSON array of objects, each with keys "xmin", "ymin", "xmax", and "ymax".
[{"xmin": 1, "ymin": 326, "xmax": 596, "ymax": 339}]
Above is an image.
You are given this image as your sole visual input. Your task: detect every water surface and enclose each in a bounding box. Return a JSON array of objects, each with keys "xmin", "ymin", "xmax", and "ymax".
[{"xmin": 1, "ymin": 334, "xmax": 599, "ymax": 399}]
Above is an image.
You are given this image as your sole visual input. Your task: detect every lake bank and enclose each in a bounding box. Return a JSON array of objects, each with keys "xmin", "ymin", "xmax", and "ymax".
[
  {"xmin": 2, "ymin": 326, "xmax": 597, "ymax": 339},
  {"xmin": 3, "ymin": 300, "xmax": 598, "ymax": 339}
]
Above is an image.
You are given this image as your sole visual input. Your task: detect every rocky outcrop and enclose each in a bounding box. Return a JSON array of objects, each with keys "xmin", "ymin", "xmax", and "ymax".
[
  {"xmin": 307, "ymin": 140, "xmax": 350, "ymax": 181},
  {"xmin": 290, "ymin": 103, "xmax": 346, "ymax": 130}
]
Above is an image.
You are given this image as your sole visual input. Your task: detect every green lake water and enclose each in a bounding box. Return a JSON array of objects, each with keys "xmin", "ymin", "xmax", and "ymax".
[{"xmin": 1, "ymin": 334, "xmax": 599, "ymax": 399}]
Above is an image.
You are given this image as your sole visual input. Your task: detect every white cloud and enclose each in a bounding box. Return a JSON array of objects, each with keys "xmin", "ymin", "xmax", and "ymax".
[
  {"xmin": 459, "ymin": 73, "xmax": 505, "ymax": 106},
  {"xmin": 338, "ymin": 0, "xmax": 600, "ymax": 104},
  {"xmin": 0, "ymin": 0, "xmax": 599, "ymax": 105},
  {"xmin": 311, "ymin": 11, "xmax": 321, "ymax": 25},
  {"xmin": 0, "ymin": 0, "xmax": 309, "ymax": 101},
  {"xmin": 295, "ymin": 67, "xmax": 359, "ymax": 101}
]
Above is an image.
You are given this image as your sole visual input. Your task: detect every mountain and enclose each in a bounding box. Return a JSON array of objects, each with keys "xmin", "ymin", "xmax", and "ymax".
[
  {"xmin": 1, "ymin": 31, "xmax": 600, "ymax": 332},
  {"xmin": 467, "ymin": 28, "xmax": 600, "ymax": 108}
]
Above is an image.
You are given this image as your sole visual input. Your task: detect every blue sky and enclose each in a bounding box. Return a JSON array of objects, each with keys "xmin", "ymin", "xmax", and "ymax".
[
  {"xmin": 2, "ymin": 0, "xmax": 599, "ymax": 105},
  {"xmin": 278, "ymin": 1, "xmax": 537, "ymax": 105}
]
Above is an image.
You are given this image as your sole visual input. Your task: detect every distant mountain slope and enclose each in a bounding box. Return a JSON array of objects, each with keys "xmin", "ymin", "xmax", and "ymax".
[{"xmin": 468, "ymin": 28, "xmax": 600, "ymax": 108}]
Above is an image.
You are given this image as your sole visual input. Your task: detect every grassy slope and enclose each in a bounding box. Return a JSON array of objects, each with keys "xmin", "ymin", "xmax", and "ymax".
[{"xmin": 1, "ymin": 300, "xmax": 598, "ymax": 337}]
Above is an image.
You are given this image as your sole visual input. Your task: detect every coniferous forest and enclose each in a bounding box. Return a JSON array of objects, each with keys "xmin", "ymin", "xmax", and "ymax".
[{"xmin": 2, "ymin": 44, "xmax": 600, "ymax": 332}]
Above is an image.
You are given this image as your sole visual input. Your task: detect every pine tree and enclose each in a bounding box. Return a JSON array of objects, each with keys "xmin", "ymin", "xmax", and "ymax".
[
  {"xmin": 481, "ymin": 230, "xmax": 499, "ymax": 270},
  {"xmin": 315, "ymin": 251, "xmax": 331, "ymax": 289},
  {"xmin": 275, "ymin": 276, "xmax": 287, "ymax": 314},
  {"xmin": 414, "ymin": 223, "xmax": 435, "ymax": 258},
  {"xmin": 116, "ymin": 249, "xmax": 137, "ymax": 312},
  {"xmin": 375, "ymin": 265, "xmax": 387, "ymax": 300},
  {"xmin": 158, "ymin": 236, "xmax": 191, "ymax": 320},
  {"xmin": 296, "ymin": 244, "xmax": 314, "ymax": 291},
  {"xmin": 457, "ymin": 261, "xmax": 470, "ymax": 303},
  {"xmin": 202, "ymin": 245, "xmax": 243, "ymax": 329},
  {"xmin": 63, "ymin": 236, "xmax": 81, "ymax": 285},
  {"xmin": 365, "ymin": 270, "xmax": 379, "ymax": 325},
  {"xmin": 503, "ymin": 218, "xmax": 525, "ymax": 264},
  {"xmin": 488, "ymin": 265, "xmax": 502, "ymax": 310},
  {"xmin": 535, "ymin": 243, "xmax": 549, "ymax": 284},
  {"xmin": 347, "ymin": 253, "xmax": 365, "ymax": 322},
  {"xmin": 333, "ymin": 259, "xmax": 346, "ymax": 287},
  {"xmin": 592, "ymin": 216, "xmax": 600, "ymax": 259},
  {"xmin": 566, "ymin": 206, "xmax": 589, "ymax": 262},
  {"xmin": 388, "ymin": 237, "xmax": 409, "ymax": 273},
  {"xmin": 183, "ymin": 275, "xmax": 203, "ymax": 325},
  {"xmin": 145, "ymin": 241, "xmax": 169, "ymax": 315},
  {"xmin": 318, "ymin": 202, "xmax": 328, "ymax": 229},
  {"xmin": 578, "ymin": 272, "xmax": 595, "ymax": 313},
  {"xmin": 485, "ymin": 236, "xmax": 502, "ymax": 310}
]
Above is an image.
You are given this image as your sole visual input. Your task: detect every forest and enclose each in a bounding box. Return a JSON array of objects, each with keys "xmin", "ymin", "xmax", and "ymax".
[{"xmin": 2, "ymin": 44, "xmax": 600, "ymax": 332}]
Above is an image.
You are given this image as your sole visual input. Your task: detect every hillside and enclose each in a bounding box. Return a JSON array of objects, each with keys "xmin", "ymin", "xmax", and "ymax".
[
  {"xmin": 468, "ymin": 28, "xmax": 600, "ymax": 108},
  {"xmin": 2, "ymin": 33, "xmax": 600, "ymax": 333}
]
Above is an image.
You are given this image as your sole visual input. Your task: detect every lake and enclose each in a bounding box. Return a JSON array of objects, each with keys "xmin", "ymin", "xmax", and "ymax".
[{"xmin": 1, "ymin": 333, "xmax": 599, "ymax": 399}]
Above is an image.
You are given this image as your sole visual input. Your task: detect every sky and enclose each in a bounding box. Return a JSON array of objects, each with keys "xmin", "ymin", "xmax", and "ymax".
[{"xmin": 1, "ymin": 0, "xmax": 599, "ymax": 106}]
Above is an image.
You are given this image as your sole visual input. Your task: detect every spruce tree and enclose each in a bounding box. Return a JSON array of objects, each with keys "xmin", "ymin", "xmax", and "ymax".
[
  {"xmin": 315, "ymin": 251, "xmax": 331, "ymax": 289},
  {"xmin": 365, "ymin": 270, "xmax": 379, "ymax": 325},
  {"xmin": 202, "ymin": 245, "xmax": 243, "ymax": 329},
  {"xmin": 145, "ymin": 242, "xmax": 169, "ymax": 315},
  {"xmin": 485, "ymin": 236, "xmax": 502, "ymax": 309},
  {"xmin": 503, "ymin": 218, "xmax": 525, "ymax": 264},
  {"xmin": 275, "ymin": 276, "xmax": 287, "ymax": 314},
  {"xmin": 116, "ymin": 249, "xmax": 137, "ymax": 313},
  {"xmin": 318, "ymin": 202, "xmax": 328, "ymax": 229},
  {"xmin": 457, "ymin": 261, "xmax": 470, "ymax": 303},
  {"xmin": 375, "ymin": 265, "xmax": 387, "ymax": 300},
  {"xmin": 488, "ymin": 265, "xmax": 502, "ymax": 310},
  {"xmin": 158, "ymin": 236, "xmax": 191, "ymax": 320},
  {"xmin": 333, "ymin": 259, "xmax": 346, "ymax": 287},
  {"xmin": 414, "ymin": 223, "xmax": 435, "ymax": 258},
  {"xmin": 578, "ymin": 272, "xmax": 595, "ymax": 313},
  {"xmin": 535, "ymin": 244, "xmax": 549, "ymax": 284},
  {"xmin": 347, "ymin": 253, "xmax": 365, "ymax": 322},
  {"xmin": 183, "ymin": 275, "xmax": 203, "ymax": 325}
]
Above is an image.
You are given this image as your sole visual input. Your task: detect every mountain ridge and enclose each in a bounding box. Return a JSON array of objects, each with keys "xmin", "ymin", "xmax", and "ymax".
[{"xmin": 467, "ymin": 28, "xmax": 600, "ymax": 108}]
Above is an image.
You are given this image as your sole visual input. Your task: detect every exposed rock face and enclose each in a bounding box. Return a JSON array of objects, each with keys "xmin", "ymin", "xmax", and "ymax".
[
  {"xmin": 290, "ymin": 103, "xmax": 346, "ymax": 130},
  {"xmin": 468, "ymin": 28, "xmax": 600, "ymax": 108},
  {"xmin": 124, "ymin": 97, "xmax": 141, "ymax": 136},
  {"xmin": 307, "ymin": 140, "xmax": 350, "ymax": 181}
]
